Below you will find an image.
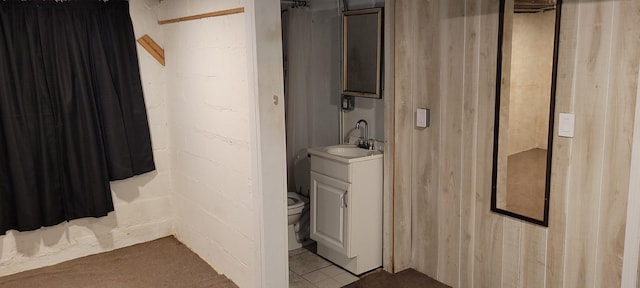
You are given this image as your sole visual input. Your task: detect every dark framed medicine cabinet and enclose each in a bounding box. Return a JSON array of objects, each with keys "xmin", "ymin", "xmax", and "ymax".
[{"xmin": 342, "ymin": 7, "xmax": 383, "ymax": 99}]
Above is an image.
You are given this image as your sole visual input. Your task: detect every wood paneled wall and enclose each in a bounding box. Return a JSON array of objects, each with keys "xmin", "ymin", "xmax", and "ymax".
[{"xmin": 391, "ymin": 0, "xmax": 640, "ymax": 287}]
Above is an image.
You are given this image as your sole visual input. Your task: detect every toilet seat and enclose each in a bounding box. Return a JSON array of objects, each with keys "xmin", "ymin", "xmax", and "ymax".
[
  {"xmin": 287, "ymin": 192, "xmax": 309, "ymax": 250},
  {"xmin": 287, "ymin": 192, "xmax": 305, "ymax": 212}
]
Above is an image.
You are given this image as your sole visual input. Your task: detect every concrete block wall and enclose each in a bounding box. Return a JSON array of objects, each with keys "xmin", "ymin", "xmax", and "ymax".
[
  {"xmin": 160, "ymin": 1, "xmax": 256, "ymax": 287},
  {"xmin": 0, "ymin": 2, "xmax": 259, "ymax": 286},
  {"xmin": 0, "ymin": 0, "xmax": 174, "ymax": 276}
]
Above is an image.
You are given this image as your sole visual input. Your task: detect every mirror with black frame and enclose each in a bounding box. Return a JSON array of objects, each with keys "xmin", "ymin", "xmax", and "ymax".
[
  {"xmin": 342, "ymin": 8, "xmax": 382, "ymax": 99},
  {"xmin": 491, "ymin": 0, "xmax": 562, "ymax": 226}
]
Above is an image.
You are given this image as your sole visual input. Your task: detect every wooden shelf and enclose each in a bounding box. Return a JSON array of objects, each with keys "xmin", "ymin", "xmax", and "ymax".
[
  {"xmin": 158, "ymin": 7, "xmax": 245, "ymax": 25},
  {"xmin": 136, "ymin": 34, "xmax": 165, "ymax": 66}
]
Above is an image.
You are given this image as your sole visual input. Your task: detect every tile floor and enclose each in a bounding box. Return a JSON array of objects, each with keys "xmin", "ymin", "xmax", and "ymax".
[{"xmin": 289, "ymin": 247, "xmax": 360, "ymax": 288}]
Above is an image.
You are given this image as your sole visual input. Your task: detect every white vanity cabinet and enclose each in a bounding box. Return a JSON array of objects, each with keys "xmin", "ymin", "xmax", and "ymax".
[
  {"xmin": 310, "ymin": 172, "xmax": 352, "ymax": 256},
  {"xmin": 308, "ymin": 145, "xmax": 383, "ymax": 275}
]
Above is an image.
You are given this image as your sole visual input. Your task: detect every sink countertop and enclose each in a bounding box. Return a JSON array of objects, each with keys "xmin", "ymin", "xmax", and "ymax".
[{"xmin": 308, "ymin": 144, "xmax": 383, "ymax": 164}]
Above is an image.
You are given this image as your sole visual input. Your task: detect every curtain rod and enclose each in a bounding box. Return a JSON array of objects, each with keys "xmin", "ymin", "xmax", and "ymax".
[{"xmin": 158, "ymin": 7, "xmax": 244, "ymax": 25}]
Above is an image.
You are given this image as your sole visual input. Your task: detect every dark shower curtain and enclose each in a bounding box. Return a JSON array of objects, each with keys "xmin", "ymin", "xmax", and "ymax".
[{"xmin": 0, "ymin": 0, "xmax": 155, "ymax": 235}]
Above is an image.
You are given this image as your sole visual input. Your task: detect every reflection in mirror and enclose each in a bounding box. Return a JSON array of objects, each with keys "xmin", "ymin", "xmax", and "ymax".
[
  {"xmin": 342, "ymin": 8, "xmax": 382, "ymax": 98},
  {"xmin": 491, "ymin": 0, "xmax": 562, "ymax": 226}
]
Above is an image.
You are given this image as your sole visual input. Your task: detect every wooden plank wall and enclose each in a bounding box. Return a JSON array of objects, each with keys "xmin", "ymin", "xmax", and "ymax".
[
  {"xmin": 393, "ymin": 0, "xmax": 415, "ymax": 272},
  {"xmin": 391, "ymin": 0, "xmax": 640, "ymax": 287}
]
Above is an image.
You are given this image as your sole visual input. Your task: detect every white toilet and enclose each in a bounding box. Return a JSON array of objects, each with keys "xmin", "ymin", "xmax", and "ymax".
[{"xmin": 287, "ymin": 192, "xmax": 308, "ymax": 250}]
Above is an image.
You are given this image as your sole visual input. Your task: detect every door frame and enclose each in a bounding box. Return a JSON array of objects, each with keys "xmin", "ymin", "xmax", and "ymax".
[
  {"xmin": 248, "ymin": 0, "xmax": 398, "ymax": 287},
  {"xmin": 246, "ymin": 0, "xmax": 289, "ymax": 287}
]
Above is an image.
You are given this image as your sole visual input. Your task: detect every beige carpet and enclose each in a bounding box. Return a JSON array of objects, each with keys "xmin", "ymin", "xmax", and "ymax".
[
  {"xmin": 0, "ymin": 236, "xmax": 238, "ymax": 288},
  {"xmin": 343, "ymin": 269, "xmax": 450, "ymax": 288},
  {"xmin": 506, "ymin": 148, "xmax": 547, "ymax": 220}
]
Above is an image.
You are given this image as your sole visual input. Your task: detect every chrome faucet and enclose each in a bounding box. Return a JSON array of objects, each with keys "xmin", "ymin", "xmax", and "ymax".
[{"xmin": 355, "ymin": 119, "xmax": 370, "ymax": 149}]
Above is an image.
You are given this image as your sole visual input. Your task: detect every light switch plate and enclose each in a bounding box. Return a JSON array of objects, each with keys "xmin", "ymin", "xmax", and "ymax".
[
  {"xmin": 416, "ymin": 108, "xmax": 430, "ymax": 128},
  {"xmin": 558, "ymin": 113, "xmax": 575, "ymax": 138}
]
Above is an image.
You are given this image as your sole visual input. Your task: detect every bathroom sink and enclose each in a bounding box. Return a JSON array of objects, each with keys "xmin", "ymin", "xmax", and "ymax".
[
  {"xmin": 325, "ymin": 146, "xmax": 373, "ymax": 158},
  {"xmin": 308, "ymin": 144, "xmax": 382, "ymax": 164}
]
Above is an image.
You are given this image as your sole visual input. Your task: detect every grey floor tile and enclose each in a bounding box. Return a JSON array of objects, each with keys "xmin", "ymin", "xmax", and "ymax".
[
  {"xmin": 314, "ymin": 277, "xmax": 342, "ymax": 288},
  {"xmin": 289, "ymin": 251, "xmax": 332, "ymax": 275},
  {"xmin": 290, "ymin": 271, "xmax": 317, "ymax": 288},
  {"xmin": 318, "ymin": 265, "xmax": 347, "ymax": 278},
  {"xmin": 301, "ymin": 269, "xmax": 330, "ymax": 283},
  {"xmin": 289, "ymin": 247, "xmax": 308, "ymax": 257}
]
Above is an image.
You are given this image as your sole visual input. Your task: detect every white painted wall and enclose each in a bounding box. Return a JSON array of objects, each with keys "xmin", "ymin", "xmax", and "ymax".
[
  {"xmin": 159, "ymin": 1, "xmax": 257, "ymax": 287},
  {"xmin": 341, "ymin": 0, "xmax": 385, "ymax": 145},
  {"xmin": 0, "ymin": 0, "xmax": 174, "ymax": 276},
  {"xmin": 343, "ymin": 98, "xmax": 385, "ymax": 145},
  {"xmin": 0, "ymin": 2, "xmax": 287, "ymax": 287}
]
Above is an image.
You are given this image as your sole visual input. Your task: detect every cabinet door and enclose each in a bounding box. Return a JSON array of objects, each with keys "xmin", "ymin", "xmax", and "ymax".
[{"xmin": 310, "ymin": 172, "xmax": 352, "ymax": 257}]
